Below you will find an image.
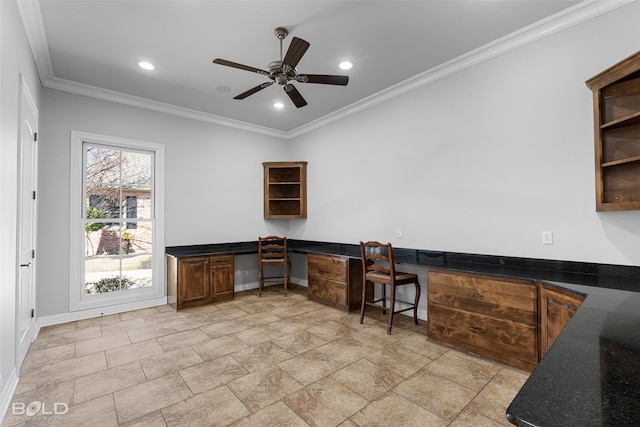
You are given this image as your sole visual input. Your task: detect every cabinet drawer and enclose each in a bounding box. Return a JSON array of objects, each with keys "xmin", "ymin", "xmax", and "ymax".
[
  {"xmin": 308, "ymin": 254, "xmax": 347, "ymax": 282},
  {"xmin": 210, "ymin": 254, "xmax": 233, "ymax": 265},
  {"xmin": 308, "ymin": 277, "xmax": 347, "ymax": 306},
  {"xmin": 428, "ymin": 270, "xmax": 537, "ymax": 324},
  {"xmin": 429, "ymin": 304, "xmax": 538, "ymax": 365}
]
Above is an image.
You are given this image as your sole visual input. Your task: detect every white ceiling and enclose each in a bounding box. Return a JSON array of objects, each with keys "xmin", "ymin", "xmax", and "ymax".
[{"xmin": 21, "ymin": 0, "xmax": 619, "ymax": 137}]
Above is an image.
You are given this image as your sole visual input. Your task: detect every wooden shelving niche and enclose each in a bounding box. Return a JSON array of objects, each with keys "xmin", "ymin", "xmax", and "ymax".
[
  {"xmin": 263, "ymin": 161, "xmax": 307, "ymax": 219},
  {"xmin": 587, "ymin": 50, "xmax": 640, "ymax": 211}
]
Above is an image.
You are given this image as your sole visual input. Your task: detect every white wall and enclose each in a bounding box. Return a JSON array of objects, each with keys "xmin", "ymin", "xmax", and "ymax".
[
  {"xmin": 35, "ymin": 1, "xmax": 640, "ymax": 325},
  {"xmin": 0, "ymin": 0, "xmax": 42, "ymax": 416},
  {"xmin": 37, "ymin": 89, "xmax": 291, "ymax": 317},
  {"xmin": 289, "ymin": 0, "xmax": 640, "ymax": 266},
  {"xmin": 5, "ymin": 0, "xmax": 636, "ymax": 421}
]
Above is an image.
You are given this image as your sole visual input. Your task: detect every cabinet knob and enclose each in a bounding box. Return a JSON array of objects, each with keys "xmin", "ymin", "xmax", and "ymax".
[
  {"xmin": 465, "ymin": 292, "xmax": 484, "ymax": 298},
  {"xmin": 466, "ymin": 326, "xmax": 485, "ymax": 334},
  {"xmin": 321, "ymin": 266, "xmax": 329, "ymax": 270}
]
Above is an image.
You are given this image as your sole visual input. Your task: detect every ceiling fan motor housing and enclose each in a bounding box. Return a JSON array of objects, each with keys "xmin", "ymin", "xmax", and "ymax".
[{"xmin": 267, "ymin": 61, "xmax": 297, "ymax": 85}]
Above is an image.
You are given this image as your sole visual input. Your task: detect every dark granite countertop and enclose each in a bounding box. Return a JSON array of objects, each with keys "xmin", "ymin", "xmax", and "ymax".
[
  {"xmin": 167, "ymin": 240, "xmax": 640, "ymax": 291},
  {"xmin": 165, "ymin": 241, "xmax": 258, "ymax": 257},
  {"xmin": 506, "ymin": 281, "xmax": 640, "ymax": 427}
]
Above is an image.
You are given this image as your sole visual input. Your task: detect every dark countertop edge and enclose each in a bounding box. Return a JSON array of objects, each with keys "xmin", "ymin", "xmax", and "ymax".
[
  {"xmin": 505, "ymin": 284, "xmax": 640, "ymax": 426},
  {"xmin": 166, "ymin": 239, "xmax": 640, "ymax": 292},
  {"xmin": 165, "ymin": 241, "xmax": 259, "ymax": 257}
]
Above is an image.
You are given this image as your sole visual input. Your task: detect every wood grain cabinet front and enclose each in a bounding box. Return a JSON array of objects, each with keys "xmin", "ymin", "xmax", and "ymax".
[
  {"xmin": 167, "ymin": 254, "xmax": 234, "ymax": 310},
  {"xmin": 263, "ymin": 161, "xmax": 307, "ymax": 219},
  {"xmin": 539, "ymin": 283, "xmax": 585, "ymax": 359},
  {"xmin": 586, "ymin": 50, "xmax": 640, "ymax": 211},
  {"xmin": 428, "ymin": 269, "xmax": 538, "ymax": 371},
  {"xmin": 307, "ymin": 253, "xmax": 366, "ymax": 311},
  {"xmin": 209, "ymin": 255, "xmax": 234, "ymax": 300}
]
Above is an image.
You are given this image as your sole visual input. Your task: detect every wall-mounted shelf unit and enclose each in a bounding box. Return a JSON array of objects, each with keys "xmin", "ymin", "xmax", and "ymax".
[
  {"xmin": 586, "ymin": 50, "xmax": 640, "ymax": 211},
  {"xmin": 263, "ymin": 161, "xmax": 307, "ymax": 219}
]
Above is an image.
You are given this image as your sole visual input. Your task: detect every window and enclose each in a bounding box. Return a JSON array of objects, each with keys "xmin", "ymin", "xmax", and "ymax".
[{"xmin": 70, "ymin": 131, "xmax": 165, "ymax": 311}]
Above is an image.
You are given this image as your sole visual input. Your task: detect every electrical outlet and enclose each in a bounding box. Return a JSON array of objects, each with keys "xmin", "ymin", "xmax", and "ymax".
[
  {"xmin": 396, "ymin": 228, "xmax": 403, "ymax": 238},
  {"xmin": 397, "ymin": 286, "xmax": 404, "ymax": 294},
  {"xmin": 542, "ymin": 231, "xmax": 553, "ymax": 245}
]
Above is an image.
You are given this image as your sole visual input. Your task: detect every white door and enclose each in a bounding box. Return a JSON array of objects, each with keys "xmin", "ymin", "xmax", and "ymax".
[{"xmin": 17, "ymin": 78, "xmax": 38, "ymax": 367}]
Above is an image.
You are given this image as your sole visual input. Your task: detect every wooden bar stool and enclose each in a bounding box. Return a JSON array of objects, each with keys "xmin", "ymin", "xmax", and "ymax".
[
  {"xmin": 359, "ymin": 241, "xmax": 420, "ymax": 334},
  {"xmin": 258, "ymin": 236, "xmax": 289, "ymax": 296}
]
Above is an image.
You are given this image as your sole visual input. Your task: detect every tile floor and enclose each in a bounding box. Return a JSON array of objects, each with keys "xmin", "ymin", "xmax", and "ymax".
[{"xmin": 4, "ymin": 285, "xmax": 529, "ymax": 426}]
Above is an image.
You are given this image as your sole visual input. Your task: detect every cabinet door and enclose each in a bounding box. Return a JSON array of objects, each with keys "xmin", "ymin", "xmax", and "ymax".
[
  {"xmin": 539, "ymin": 285, "xmax": 585, "ymax": 358},
  {"xmin": 178, "ymin": 257, "xmax": 209, "ymax": 305},
  {"xmin": 210, "ymin": 255, "xmax": 234, "ymax": 300}
]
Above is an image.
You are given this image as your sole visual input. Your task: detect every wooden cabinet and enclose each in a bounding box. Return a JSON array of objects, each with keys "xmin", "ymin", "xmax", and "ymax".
[
  {"xmin": 539, "ymin": 283, "xmax": 585, "ymax": 359},
  {"xmin": 176, "ymin": 256, "xmax": 209, "ymax": 307},
  {"xmin": 209, "ymin": 254, "xmax": 234, "ymax": 300},
  {"xmin": 307, "ymin": 253, "xmax": 366, "ymax": 311},
  {"xmin": 586, "ymin": 50, "xmax": 640, "ymax": 211},
  {"xmin": 166, "ymin": 254, "xmax": 234, "ymax": 310},
  {"xmin": 263, "ymin": 161, "xmax": 307, "ymax": 219},
  {"xmin": 427, "ymin": 269, "xmax": 538, "ymax": 371}
]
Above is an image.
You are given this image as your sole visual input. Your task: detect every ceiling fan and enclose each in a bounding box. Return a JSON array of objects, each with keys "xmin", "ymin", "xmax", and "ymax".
[{"xmin": 212, "ymin": 27, "xmax": 349, "ymax": 108}]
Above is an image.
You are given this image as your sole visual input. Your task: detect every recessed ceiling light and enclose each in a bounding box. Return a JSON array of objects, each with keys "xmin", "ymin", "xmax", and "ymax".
[
  {"xmin": 339, "ymin": 61, "xmax": 353, "ymax": 70},
  {"xmin": 273, "ymin": 102, "xmax": 285, "ymax": 109},
  {"xmin": 137, "ymin": 61, "xmax": 155, "ymax": 71}
]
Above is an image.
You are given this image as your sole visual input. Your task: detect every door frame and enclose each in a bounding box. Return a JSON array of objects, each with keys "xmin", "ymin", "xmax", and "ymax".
[{"xmin": 16, "ymin": 75, "xmax": 38, "ymax": 368}]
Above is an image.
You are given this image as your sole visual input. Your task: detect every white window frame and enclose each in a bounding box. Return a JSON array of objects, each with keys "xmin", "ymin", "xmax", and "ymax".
[{"xmin": 69, "ymin": 130, "xmax": 165, "ymax": 311}]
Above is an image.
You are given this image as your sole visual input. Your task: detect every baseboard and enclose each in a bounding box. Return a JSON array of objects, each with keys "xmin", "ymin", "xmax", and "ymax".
[
  {"xmin": 234, "ymin": 281, "xmax": 259, "ymax": 293},
  {"xmin": 0, "ymin": 368, "xmax": 19, "ymax": 426},
  {"xmin": 35, "ymin": 297, "xmax": 168, "ymax": 335}
]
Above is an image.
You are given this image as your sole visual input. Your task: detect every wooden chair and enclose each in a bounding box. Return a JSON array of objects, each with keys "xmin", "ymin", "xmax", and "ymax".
[
  {"xmin": 359, "ymin": 241, "xmax": 420, "ymax": 334},
  {"xmin": 258, "ymin": 236, "xmax": 289, "ymax": 296}
]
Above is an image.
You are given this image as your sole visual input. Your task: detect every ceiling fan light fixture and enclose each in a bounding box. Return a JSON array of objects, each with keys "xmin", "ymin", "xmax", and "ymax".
[
  {"xmin": 273, "ymin": 102, "xmax": 285, "ymax": 109},
  {"xmin": 137, "ymin": 61, "xmax": 155, "ymax": 71},
  {"xmin": 339, "ymin": 61, "xmax": 353, "ymax": 70},
  {"xmin": 212, "ymin": 26, "xmax": 348, "ymax": 108}
]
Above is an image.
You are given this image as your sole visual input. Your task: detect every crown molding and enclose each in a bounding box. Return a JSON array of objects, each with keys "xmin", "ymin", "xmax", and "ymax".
[
  {"xmin": 288, "ymin": 0, "xmax": 635, "ymax": 138},
  {"xmin": 16, "ymin": 0, "xmax": 54, "ymax": 83},
  {"xmin": 45, "ymin": 77, "xmax": 289, "ymax": 139},
  {"xmin": 18, "ymin": 0, "xmax": 635, "ymax": 140}
]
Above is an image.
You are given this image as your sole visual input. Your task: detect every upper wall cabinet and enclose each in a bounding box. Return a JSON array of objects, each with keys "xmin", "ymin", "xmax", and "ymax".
[
  {"xmin": 586, "ymin": 50, "xmax": 640, "ymax": 211},
  {"xmin": 263, "ymin": 161, "xmax": 307, "ymax": 219}
]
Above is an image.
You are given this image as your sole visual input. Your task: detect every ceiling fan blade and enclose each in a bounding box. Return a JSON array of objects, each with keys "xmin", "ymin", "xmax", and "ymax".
[
  {"xmin": 233, "ymin": 82, "xmax": 274, "ymax": 100},
  {"xmin": 282, "ymin": 37, "xmax": 310, "ymax": 69},
  {"xmin": 285, "ymin": 84, "xmax": 307, "ymax": 108},
  {"xmin": 213, "ymin": 58, "xmax": 269, "ymax": 76},
  {"xmin": 297, "ymin": 74, "xmax": 349, "ymax": 86}
]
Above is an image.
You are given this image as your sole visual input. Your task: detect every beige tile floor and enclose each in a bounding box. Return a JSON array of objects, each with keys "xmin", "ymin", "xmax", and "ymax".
[{"xmin": 4, "ymin": 285, "xmax": 529, "ymax": 427}]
